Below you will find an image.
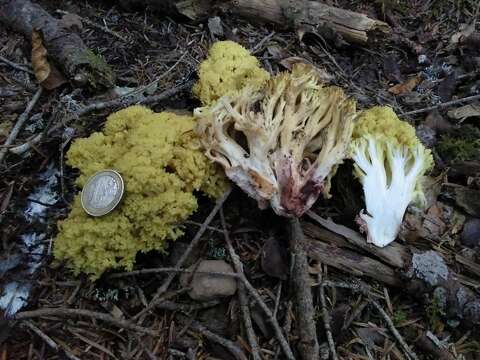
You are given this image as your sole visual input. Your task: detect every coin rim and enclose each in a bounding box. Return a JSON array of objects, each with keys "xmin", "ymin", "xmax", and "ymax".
[{"xmin": 81, "ymin": 169, "xmax": 124, "ymax": 217}]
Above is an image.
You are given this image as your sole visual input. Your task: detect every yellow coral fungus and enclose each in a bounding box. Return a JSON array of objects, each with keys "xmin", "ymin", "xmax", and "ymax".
[
  {"xmin": 353, "ymin": 106, "xmax": 418, "ymax": 148},
  {"xmin": 54, "ymin": 105, "xmax": 226, "ymax": 279},
  {"xmin": 193, "ymin": 41, "xmax": 270, "ymax": 106}
]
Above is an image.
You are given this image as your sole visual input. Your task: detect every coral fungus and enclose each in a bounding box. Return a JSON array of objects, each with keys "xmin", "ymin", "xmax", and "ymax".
[
  {"xmin": 193, "ymin": 40, "xmax": 270, "ymax": 106},
  {"xmin": 54, "ymin": 106, "xmax": 226, "ymax": 279}
]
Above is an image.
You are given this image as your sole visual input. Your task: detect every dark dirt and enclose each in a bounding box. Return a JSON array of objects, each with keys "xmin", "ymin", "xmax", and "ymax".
[{"xmin": 1, "ymin": 0, "xmax": 480, "ymax": 359}]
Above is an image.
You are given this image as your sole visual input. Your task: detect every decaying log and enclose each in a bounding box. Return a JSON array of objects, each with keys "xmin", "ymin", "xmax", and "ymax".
[
  {"xmin": 0, "ymin": 0, "xmax": 115, "ymax": 87},
  {"xmin": 226, "ymin": 0, "xmax": 389, "ymax": 44},
  {"xmin": 118, "ymin": 0, "xmax": 388, "ymax": 44},
  {"xmin": 305, "ymin": 218, "xmax": 480, "ymax": 326}
]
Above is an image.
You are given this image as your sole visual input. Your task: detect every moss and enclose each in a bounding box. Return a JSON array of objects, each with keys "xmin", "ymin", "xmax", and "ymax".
[
  {"xmin": 193, "ymin": 41, "xmax": 270, "ymax": 106},
  {"xmin": 80, "ymin": 49, "xmax": 115, "ymax": 88},
  {"xmin": 54, "ymin": 106, "xmax": 227, "ymax": 279},
  {"xmin": 436, "ymin": 125, "xmax": 480, "ymax": 163}
]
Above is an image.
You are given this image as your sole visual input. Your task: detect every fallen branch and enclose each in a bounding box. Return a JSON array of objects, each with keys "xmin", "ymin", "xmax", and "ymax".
[
  {"xmin": 305, "ymin": 211, "xmax": 409, "ymax": 269},
  {"xmin": 289, "ymin": 218, "xmax": 319, "ymax": 359},
  {"xmin": 118, "ymin": 0, "xmax": 388, "ymax": 44},
  {"xmin": 15, "ymin": 308, "xmax": 156, "ymax": 335},
  {"xmin": 400, "ymin": 94, "xmax": 480, "ymax": 116},
  {"xmin": 0, "ymin": 0, "xmax": 114, "ymax": 86},
  {"xmin": 307, "ymin": 237, "xmax": 401, "ymax": 286},
  {"xmin": 226, "ymin": 0, "xmax": 389, "ymax": 44},
  {"xmin": 0, "ymin": 87, "xmax": 43, "ymax": 164},
  {"xmin": 10, "ymin": 79, "xmax": 194, "ymax": 156},
  {"xmin": 220, "ymin": 209, "xmax": 261, "ymax": 360}
]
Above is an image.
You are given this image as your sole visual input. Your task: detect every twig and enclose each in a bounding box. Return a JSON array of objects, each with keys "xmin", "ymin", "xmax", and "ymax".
[
  {"xmin": 0, "ymin": 87, "xmax": 43, "ymax": 163},
  {"xmin": 15, "ymin": 307, "xmax": 157, "ymax": 335},
  {"xmin": 319, "ymin": 284, "xmax": 338, "ymax": 360},
  {"xmin": 289, "ymin": 217, "xmax": 319, "ymax": 359},
  {"xmin": 22, "ymin": 321, "xmax": 81, "ymax": 360},
  {"xmin": 400, "ymin": 94, "xmax": 480, "ymax": 116},
  {"xmin": 220, "ymin": 208, "xmax": 261, "ymax": 360},
  {"xmin": 0, "ymin": 55, "xmax": 34, "ymax": 74},
  {"xmin": 273, "ymin": 282, "xmax": 282, "ymax": 319},
  {"xmin": 178, "ymin": 314, "xmax": 248, "ymax": 360},
  {"xmin": 241, "ymin": 274, "xmax": 295, "ymax": 360},
  {"xmin": 108, "ymin": 267, "xmax": 239, "ymax": 279},
  {"xmin": 133, "ymin": 187, "xmax": 232, "ymax": 320},
  {"xmin": 370, "ymin": 300, "xmax": 419, "ymax": 360},
  {"xmin": 12, "ymin": 79, "xmax": 192, "ymax": 155},
  {"xmin": 56, "ymin": 10, "xmax": 129, "ymax": 42}
]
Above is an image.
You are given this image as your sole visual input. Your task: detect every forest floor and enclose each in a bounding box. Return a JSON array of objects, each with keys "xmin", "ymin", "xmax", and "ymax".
[{"xmin": 1, "ymin": 0, "xmax": 480, "ymax": 359}]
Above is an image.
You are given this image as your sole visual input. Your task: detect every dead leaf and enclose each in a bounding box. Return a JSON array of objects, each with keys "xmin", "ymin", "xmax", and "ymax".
[
  {"xmin": 60, "ymin": 13, "xmax": 83, "ymax": 31},
  {"xmin": 388, "ymin": 75, "xmax": 421, "ymax": 95},
  {"xmin": 447, "ymin": 104, "xmax": 480, "ymax": 121},
  {"xmin": 31, "ymin": 29, "xmax": 67, "ymax": 90},
  {"xmin": 260, "ymin": 236, "xmax": 288, "ymax": 280},
  {"xmin": 279, "ymin": 57, "xmax": 334, "ymax": 83},
  {"xmin": 437, "ymin": 73, "xmax": 456, "ymax": 102},
  {"xmin": 383, "ymin": 55, "xmax": 402, "ymax": 83}
]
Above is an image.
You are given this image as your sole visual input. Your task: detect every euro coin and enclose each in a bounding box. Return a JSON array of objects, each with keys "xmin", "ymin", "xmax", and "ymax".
[{"xmin": 81, "ymin": 170, "xmax": 124, "ymax": 216}]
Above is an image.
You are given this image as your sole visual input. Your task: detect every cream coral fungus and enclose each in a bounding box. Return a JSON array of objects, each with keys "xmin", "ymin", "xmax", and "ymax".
[
  {"xmin": 193, "ymin": 40, "xmax": 270, "ymax": 106},
  {"xmin": 54, "ymin": 106, "xmax": 226, "ymax": 279},
  {"xmin": 350, "ymin": 106, "xmax": 433, "ymax": 247},
  {"xmin": 195, "ymin": 63, "xmax": 356, "ymax": 217}
]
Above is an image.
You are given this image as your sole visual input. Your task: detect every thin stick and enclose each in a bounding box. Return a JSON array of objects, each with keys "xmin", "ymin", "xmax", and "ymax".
[
  {"xmin": 370, "ymin": 300, "xmax": 419, "ymax": 360},
  {"xmin": 133, "ymin": 187, "xmax": 232, "ymax": 320},
  {"xmin": 241, "ymin": 275, "xmax": 295, "ymax": 360},
  {"xmin": 11, "ymin": 78, "xmax": 192, "ymax": 155},
  {"xmin": 220, "ymin": 208, "xmax": 261, "ymax": 360},
  {"xmin": 289, "ymin": 217, "xmax": 319, "ymax": 359},
  {"xmin": 0, "ymin": 55, "xmax": 34, "ymax": 74},
  {"xmin": 15, "ymin": 307, "xmax": 156, "ymax": 335},
  {"xmin": 0, "ymin": 87, "xmax": 42, "ymax": 163},
  {"xmin": 108, "ymin": 267, "xmax": 239, "ymax": 279},
  {"xmin": 400, "ymin": 94, "xmax": 480, "ymax": 116},
  {"xmin": 319, "ymin": 284, "xmax": 338, "ymax": 360},
  {"xmin": 23, "ymin": 321, "xmax": 81, "ymax": 360},
  {"xmin": 178, "ymin": 315, "xmax": 248, "ymax": 360}
]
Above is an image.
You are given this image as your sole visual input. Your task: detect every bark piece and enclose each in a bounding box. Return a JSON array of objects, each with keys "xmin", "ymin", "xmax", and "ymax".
[
  {"xmin": 0, "ymin": 0, "xmax": 114, "ymax": 87},
  {"xmin": 307, "ymin": 238, "xmax": 401, "ymax": 287}
]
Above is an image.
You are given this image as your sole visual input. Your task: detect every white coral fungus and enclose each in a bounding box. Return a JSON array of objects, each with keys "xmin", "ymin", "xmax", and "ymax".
[{"xmin": 195, "ymin": 63, "xmax": 356, "ymax": 217}]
